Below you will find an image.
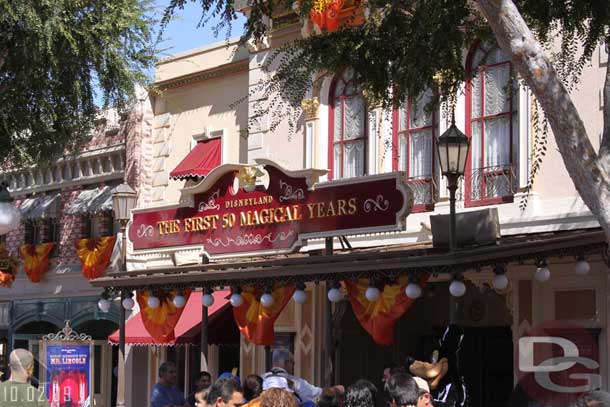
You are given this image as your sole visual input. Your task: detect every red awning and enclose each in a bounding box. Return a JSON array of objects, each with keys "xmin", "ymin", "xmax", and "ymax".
[
  {"xmin": 169, "ymin": 138, "xmax": 222, "ymax": 180},
  {"xmin": 108, "ymin": 290, "xmax": 237, "ymax": 346}
]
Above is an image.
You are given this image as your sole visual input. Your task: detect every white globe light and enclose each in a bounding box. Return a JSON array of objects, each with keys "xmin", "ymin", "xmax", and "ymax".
[
  {"xmin": 202, "ymin": 293, "xmax": 215, "ymax": 307},
  {"xmin": 534, "ymin": 266, "xmax": 551, "ymax": 282},
  {"xmin": 492, "ymin": 273, "xmax": 509, "ymax": 290},
  {"xmin": 405, "ymin": 283, "xmax": 422, "ymax": 299},
  {"xmin": 121, "ymin": 297, "xmax": 135, "ymax": 310},
  {"xmin": 230, "ymin": 293, "xmax": 244, "ymax": 307},
  {"xmin": 575, "ymin": 259, "xmax": 590, "ymax": 275},
  {"xmin": 449, "ymin": 280, "xmax": 466, "ymax": 297},
  {"xmin": 147, "ymin": 295, "xmax": 160, "ymax": 309},
  {"xmin": 293, "ymin": 289, "xmax": 307, "ymax": 304},
  {"xmin": 260, "ymin": 293, "xmax": 275, "ymax": 308},
  {"xmin": 0, "ymin": 201, "xmax": 21, "ymax": 235},
  {"xmin": 365, "ymin": 286, "xmax": 381, "ymax": 302},
  {"xmin": 97, "ymin": 298, "xmax": 111, "ymax": 313},
  {"xmin": 327, "ymin": 287, "xmax": 342, "ymax": 303},
  {"xmin": 173, "ymin": 295, "xmax": 186, "ymax": 308}
]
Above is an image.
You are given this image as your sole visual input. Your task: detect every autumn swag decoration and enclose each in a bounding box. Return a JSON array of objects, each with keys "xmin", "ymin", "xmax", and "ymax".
[
  {"xmin": 136, "ymin": 289, "xmax": 192, "ymax": 343},
  {"xmin": 74, "ymin": 236, "xmax": 116, "ymax": 280},
  {"xmin": 0, "ymin": 244, "xmax": 19, "ymax": 288},
  {"xmin": 19, "ymin": 243, "xmax": 54, "ymax": 283}
]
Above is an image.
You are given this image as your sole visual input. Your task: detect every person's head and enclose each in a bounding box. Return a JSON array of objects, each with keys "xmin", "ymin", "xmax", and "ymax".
[
  {"xmin": 577, "ymin": 391, "xmax": 610, "ymax": 407},
  {"xmin": 158, "ymin": 361, "xmax": 178, "ymax": 386},
  {"xmin": 384, "ymin": 373, "xmax": 419, "ymax": 407},
  {"xmin": 260, "ymin": 388, "xmax": 298, "ymax": 407},
  {"xmin": 382, "ymin": 364, "xmax": 398, "ymax": 383},
  {"xmin": 317, "ymin": 388, "xmax": 340, "ymax": 407},
  {"xmin": 196, "ymin": 371, "xmax": 212, "ymax": 391},
  {"xmin": 244, "ymin": 374, "xmax": 263, "ymax": 401},
  {"xmin": 411, "ymin": 377, "xmax": 431, "ymax": 407},
  {"xmin": 345, "ymin": 380, "xmax": 378, "ymax": 407},
  {"xmin": 271, "ymin": 349, "xmax": 294, "ymax": 373},
  {"xmin": 206, "ymin": 377, "xmax": 245, "ymax": 407},
  {"xmin": 9, "ymin": 349, "xmax": 34, "ymax": 379}
]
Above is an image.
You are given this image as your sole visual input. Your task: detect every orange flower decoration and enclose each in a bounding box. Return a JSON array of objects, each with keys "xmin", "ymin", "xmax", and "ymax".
[
  {"xmin": 74, "ymin": 236, "xmax": 117, "ymax": 280},
  {"xmin": 136, "ymin": 289, "xmax": 192, "ymax": 343},
  {"xmin": 19, "ymin": 243, "xmax": 54, "ymax": 283},
  {"xmin": 0, "ymin": 243, "xmax": 19, "ymax": 288}
]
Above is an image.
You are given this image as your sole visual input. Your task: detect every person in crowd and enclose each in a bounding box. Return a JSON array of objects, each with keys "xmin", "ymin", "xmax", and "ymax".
[
  {"xmin": 382, "ymin": 364, "xmax": 399, "ymax": 384},
  {"xmin": 0, "ymin": 348, "xmax": 49, "ymax": 407},
  {"xmin": 204, "ymin": 377, "xmax": 246, "ymax": 407},
  {"xmin": 244, "ymin": 374, "xmax": 263, "ymax": 402},
  {"xmin": 259, "ymin": 388, "xmax": 298, "ymax": 407},
  {"xmin": 219, "ymin": 371, "xmax": 241, "ymax": 386},
  {"xmin": 188, "ymin": 371, "xmax": 213, "ymax": 407},
  {"xmin": 345, "ymin": 380, "xmax": 378, "ymax": 407},
  {"xmin": 576, "ymin": 390, "xmax": 610, "ymax": 407},
  {"xmin": 412, "ymin": 377, "xmax": 433, "ymax": 407},
  {"xmin": 317, "ymin": 388, "xmax": 341, "ymax": 407},
  {"xmin": 263, "ymin": 349, "xmax": 344, "ymax": 403},
  {"xmin": 384, "ymin": 372, "xmax": 420, "ymax": 407},
  {"xmin": 151, "ymin": 361, "xmax": 188, "ymax": 407}
]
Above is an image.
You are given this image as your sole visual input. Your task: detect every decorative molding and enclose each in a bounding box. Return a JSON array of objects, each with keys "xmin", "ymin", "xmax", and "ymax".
[
  {"xmin": 154, "ymin": 61, "xmax": 249, "ymax": 91},
  {"xmin": 198, "ymin": 190, "xmax": 221, "ymax": 211},
  {"xmin": 363, "ymin": 195, "xmax": 390, "ymax": 212},
  {"xmin": 43, "ymin": 320, "xmax": 92, "ymax": 341},
  {"xmin": 206, "ymin": 231, "xmax": 295, "ymax": 248},
  {"xmin": 279, "ymin": 180, "xmax": 305, "ymax": 202},
  {"xmin": 301, "ymin": 97, "xmax": 320, "ymax": 120}
]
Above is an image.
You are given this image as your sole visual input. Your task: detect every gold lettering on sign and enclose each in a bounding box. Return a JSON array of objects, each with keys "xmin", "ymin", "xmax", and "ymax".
[{"xmin": 157, "ymin": 220, "xmax": 181, "ymax": 235}]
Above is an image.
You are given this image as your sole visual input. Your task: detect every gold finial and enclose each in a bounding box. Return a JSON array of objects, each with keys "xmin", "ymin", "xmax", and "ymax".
[{"xmin": 301, "ymin": 97, "xmax": 320, "ymax": 120}]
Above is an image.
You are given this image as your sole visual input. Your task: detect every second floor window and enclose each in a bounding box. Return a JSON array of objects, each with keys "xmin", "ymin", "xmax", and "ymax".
[
  {"xmin": 330, "ymin": 67, "xmax": 367, "ymax": 179},
  {"xmin": 466, "ymin": 43, "xmax": 518, "ymax": 206},
  {"xmin": 394, "ymin": 90, "xmax": 437, "ymax": 211}
]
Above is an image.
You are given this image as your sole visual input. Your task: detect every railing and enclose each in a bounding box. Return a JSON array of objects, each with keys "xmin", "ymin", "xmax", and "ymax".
[
  {"xmin": 406, "ymin": 176, "xmax": 437, "ymax": 211},
  {"xmin": 467, "ymin": 164, "xmax": 515, "ymax": 204}
]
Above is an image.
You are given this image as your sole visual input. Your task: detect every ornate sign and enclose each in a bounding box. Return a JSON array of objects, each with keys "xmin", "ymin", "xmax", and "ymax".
[{"xmin": 129, "ymin": 161, "xmax": 413, "ymax": 258}]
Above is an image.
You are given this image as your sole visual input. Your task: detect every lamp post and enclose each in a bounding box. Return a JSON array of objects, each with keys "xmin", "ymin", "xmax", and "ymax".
[
  {"xmin": 0, "ymin": 182, "xmax": 20, "ymax": 236},
  {"xmin": 436, "ymin": 120, "xmax": 470, "ymax": 251},
  {"xmin": 111, "ymin": 183, "xmax": 137, "ymax": 407}
]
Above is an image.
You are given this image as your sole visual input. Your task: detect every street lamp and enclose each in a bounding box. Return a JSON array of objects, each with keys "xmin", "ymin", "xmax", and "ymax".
[
  {"xmin": 437, "ymin": 121, "xmax": 470, "ymax": 251},
  {"xmin": 0, "ymin": 182, "xmax": 20, "ymax": 236},
  {"xmin": 111, "ymin": 183, "xmax": 136, "ymax": 407}
]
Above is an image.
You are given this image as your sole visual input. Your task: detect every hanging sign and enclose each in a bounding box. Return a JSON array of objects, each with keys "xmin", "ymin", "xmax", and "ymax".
[{"xmin": 129, "ymin": 161, "xmax": 413, "ymax": 258}]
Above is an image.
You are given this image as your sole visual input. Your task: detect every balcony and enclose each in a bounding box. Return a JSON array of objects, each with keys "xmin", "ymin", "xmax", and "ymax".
[
  {"xmin": 466, "ymin": 164, "xmax": 515, "ymax": 206},
  {"xmin": 406, "ymin": 176, "xmax": 437, "ymax": 212}
]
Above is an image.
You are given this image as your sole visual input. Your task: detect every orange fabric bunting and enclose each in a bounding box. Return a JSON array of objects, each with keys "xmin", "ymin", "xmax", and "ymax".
[
  {"xmin": 136, "ymin": 290, "xmax": 192, "ymax": 343},
  {"xmin": 19, "ymin": 243, "xmax": 54, "ymax": 283},
  {"xmin": 0, "ymin": 244, "xmax": 18, "ymax": 288},
  {"xmin": 233, "ymin": 285, "xmax": 295, "ymax": 345},
  {"xmin": 74, "ymin": 236, "xmax": 117, "ymax": 280},
  {"xmin": 345, "ymin": 275, "xmax": 428, "ymax": 346}
]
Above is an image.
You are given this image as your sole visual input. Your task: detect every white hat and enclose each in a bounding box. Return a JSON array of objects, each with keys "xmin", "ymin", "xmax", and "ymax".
[
  {"xmin": 413, "ymin": 377, "xmax": 430, "ymax": 393},
  {"xmin": 262, "ymin": 376, "xmax": 294, "ymax": 392}
]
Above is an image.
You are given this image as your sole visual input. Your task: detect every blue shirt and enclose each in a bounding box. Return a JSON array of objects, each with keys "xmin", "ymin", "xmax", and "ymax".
[{"xmin": 151, "ymin": 383, "xmax": 186, "ymax": 407}]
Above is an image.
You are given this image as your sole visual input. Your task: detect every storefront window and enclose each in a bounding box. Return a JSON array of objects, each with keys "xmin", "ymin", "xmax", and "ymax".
[{"xmin": 267, "ymin": 332, "xmax": 295, "ymax": 374}]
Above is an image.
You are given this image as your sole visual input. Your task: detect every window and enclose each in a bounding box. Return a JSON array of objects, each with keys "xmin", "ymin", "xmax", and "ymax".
[
  {"xmin": 465, "ymin": 43, "xmax": 518, "ymax": 206},
  {"xmin": 393, "ymin": 90, "xmax": 437, "ymax": 211},
  {"xmin": 82, "ymin": 212, "xmax": 114, "ymax": 239},
  {"xmin": 329, "ymin": 67, "xmax": 367, "ymax": 179}
]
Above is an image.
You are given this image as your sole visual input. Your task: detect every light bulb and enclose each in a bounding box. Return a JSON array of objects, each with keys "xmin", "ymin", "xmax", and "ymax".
[
  {"xmin": 293, "ymin": 289, "xmax": 307, "ymax": 304},
  {"xmin": 492, "ymin": 273, "xmax": 509, "ymax": 290},
  {"xmin": 173, "ymin": 295, "xmax": 186, "ymax": 308},
  {"xmin": 97, "ymin": 298, "xmax": 111, "ymax": 313},
  {"xmin": 534, "ymin": 266, "xmax": 551, "ymax": 282},
  {"xmin": 575, "ymin": 258, "xmax": 590, "ymax": 275},
  {"xmin": 449, "ymin": 280, "xmax": 466, "ymax": 297},
  {"xmin": 260, "ymin": 293, "xmax": 275, "ymax": 307},
  {"xmin": 202, "ymin": 293, "xmax": 215, "ymax": 307},
  {"xmin": 230, "ymin": 293, "xmax": 244, "ymax": 307},
  {"xmin": 365, "ymin": 286, "xmax": 381, "ymax": 302},
  {"xmin": 327, "ymin": 287, "xmax": 342, "ymax": 302},
  {"xmin": 405, "ymin": 283, "xmax": 421, "ymax": 299},
  {"xmin": 147, "ymin": 295, "xmax": 160, "ymax": 309},
  {"xmin": 121, "ymin": 297, "xmax": 135, "ymax": 310}
]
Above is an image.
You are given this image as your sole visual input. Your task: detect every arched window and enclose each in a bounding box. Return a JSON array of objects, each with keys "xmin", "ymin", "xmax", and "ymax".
[
  {"xmin": 329, "ymin": 67, "xmax": 367, "ymax": 179},
  {"xmin": 465, "ymin": 43, "xmax": 518, "ymax": 206},
  {"xmin": 393, "ymin": 90, "xmax": 436, "ymax": 211}
]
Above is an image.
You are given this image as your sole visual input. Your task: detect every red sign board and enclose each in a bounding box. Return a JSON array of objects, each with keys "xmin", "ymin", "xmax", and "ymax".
[{"xmin": 129, "ymin": 162, "xmax": 413, "ymax": 258}]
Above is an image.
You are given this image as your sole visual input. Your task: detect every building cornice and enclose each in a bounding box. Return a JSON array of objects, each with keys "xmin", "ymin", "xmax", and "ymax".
[{"xmin": 154, "ymin": 60, "xmax": 249, "ymax": 91}]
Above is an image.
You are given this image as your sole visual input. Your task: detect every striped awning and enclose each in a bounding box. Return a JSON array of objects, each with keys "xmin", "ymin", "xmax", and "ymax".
[
  {"xmin": 66, "ymin": 187, "xmax": 113, "ymax": 216},
  {"xmin": 20, "ymin": 193, "xmax": 61, "ymax": 220}
]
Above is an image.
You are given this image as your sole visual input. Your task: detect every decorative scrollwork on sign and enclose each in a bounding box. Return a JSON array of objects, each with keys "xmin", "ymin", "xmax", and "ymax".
[
  {"xmin": 207, "ymin": 231, "xmax": 294, "ymax": 248},
  {"xmin": 199, "ymin": 190, "xmax": 220, "ymax": 212},
  {"xmin": 136, "ymin": 224, "xmax": 154, "ymax": 238},
  {"xmin": 43, "ymin": 320, "xmax": 92, "ymax": 341},
  {"xmin": 279, "ymin": 180, "xmax": 305, "ymax": 202},
  {"xmin": 363, "ymin": 195, "xmax": 389, "ymax": 213}
]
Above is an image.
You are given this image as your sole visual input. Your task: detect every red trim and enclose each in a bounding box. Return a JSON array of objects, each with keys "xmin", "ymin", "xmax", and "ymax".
[{"xmin": 170, "ymin": 137, "xmax": 222, "ymax": 180}]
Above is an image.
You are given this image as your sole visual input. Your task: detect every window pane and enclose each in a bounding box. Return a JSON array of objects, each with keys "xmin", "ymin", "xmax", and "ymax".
[
  {"xmin": 399, "ymin": 134, "xmax": 408, "ymax": 171},
  {"xmin": 484, "ymin": 116, "xmax": 511, "ymax": 167},
  {"xmin": 399, "ymin": 105, "xmax": 408, "ymax": 131},
  {"xmin": 334, "ymin": 79, "xmax": 345, "ymax": 97},
  {"xmin": 485, "ymin": 65, "xmax": 511, "ymax": 115},
  {"xmin": 344, "ymin": 96, "xmax": 365, "ymax": 139},
  {"xmin": 343, "ymin": 140, "xmax": 365, "ymax": 178},
  {"xmin": 334, "ymin": 99, "xmax": 343, "ymax": 141},
  {"xmin": 472, "ymin": 73, "xmax": 482, "ymax": 118},
  {"xmin": 471, "ymin": 122, "xmax": 482, "ymax": 170},
  {"xmin": 334, "ymin": 144, "xmax": 342, "ymax": 179},
  {"xmin": 409, "ymin": 129, "xmax": 433, "ymax": 178},
  {"xmin": 410, "ymin": 91, "xmax": 433, "ymax": 129},
  {"xmin": 343, "ymin": 67, "xmax": 354, "ymax": 82}
]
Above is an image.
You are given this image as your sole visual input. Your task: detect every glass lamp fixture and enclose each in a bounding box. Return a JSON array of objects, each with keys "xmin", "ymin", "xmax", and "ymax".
[
  {"xmin": 111, "ymin": 183, "xmax": 137, "ymax": 223},
  {"xmin": 0, "ymin": 182, "xmax": 20, "ymax": 236}
]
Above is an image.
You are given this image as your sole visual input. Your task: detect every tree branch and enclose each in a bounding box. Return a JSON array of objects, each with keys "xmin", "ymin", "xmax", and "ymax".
[
  {"xmin": 474, "ymin": 0, "xmax": 610, "ymax": 241},
  {"xmin": 600, "ymin": 49, "xmax": 610, "ymax": 156}
]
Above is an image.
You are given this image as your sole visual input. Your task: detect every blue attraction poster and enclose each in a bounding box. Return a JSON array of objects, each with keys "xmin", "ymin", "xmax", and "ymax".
[{"xmin": 45, "ymin": 345, "xmax": 90, "ymax": 407}]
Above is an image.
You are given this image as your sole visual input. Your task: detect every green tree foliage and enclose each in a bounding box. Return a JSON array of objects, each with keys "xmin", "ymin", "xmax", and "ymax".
[{"xmin": 0, "ymin": 0, "xmax": 155, "ymax": 168}]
